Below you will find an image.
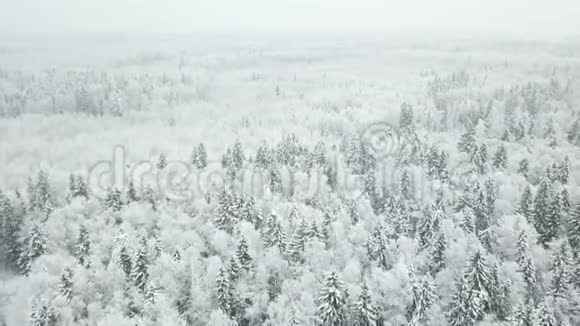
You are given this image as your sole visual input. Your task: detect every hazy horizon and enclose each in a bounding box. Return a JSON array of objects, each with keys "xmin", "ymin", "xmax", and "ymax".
[{"xmin": 1, "ymin": 0, "xmax": 579, "ymax": 40}]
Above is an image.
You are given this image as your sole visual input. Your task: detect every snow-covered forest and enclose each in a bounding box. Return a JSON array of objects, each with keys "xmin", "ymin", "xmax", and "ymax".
[{"xmin": 1, "ymin": 35, "xmax": 580, "ymax": 326}]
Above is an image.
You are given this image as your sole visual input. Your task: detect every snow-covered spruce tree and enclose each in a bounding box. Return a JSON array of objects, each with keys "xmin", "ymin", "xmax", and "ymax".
[
  {"xmin": 366, "ymin": 227, "xmax": 391, "ymax": 270},
  {"xmin": 105, "ymin": 187, "xmax": 124, "ymax": 211},
  {"xmin": 176, "ymin": 270, "xmax": 194, "ymax": 324},
  {"xmin": 215, "ymin": 190, "xmax": 238, "ymax": 232},
  {"xmin": 216, "ymin": 267, "xmax": 232, "ymax": 316},
  {"xmin": 157, "ymin": 153, "xmax": 167, "ymax": 170},
  {"xmin": 58, "ymin": 266, "xmax": 74, "ymax": 302},
  {"xmin": 195, "ymin": 143, "xmax": 208, "ymax": 169},
  {"xmin": 400, "ymin": 169, "xmax": 412, "ymax": 200},
  {"xmin": 534, "ymin": 301, "xmax": 558, "ymax": 326},
  {"xmin": 533, "ymin": 178, "xmax": 553, "ymax": 244},
  {"xmin": 519, "ymin": 185, "xmax": 534, "ymax": 224},
  {"xmin": 347, "ymin": 200, "xmax": 359, "ymax": 225},
  {"xmin": 417, "ymin": 205, "xmax": 441, "ymax": 251},
  {"xmin": 255, "ymin": 143, "xmax": 272, "ymax": 170},
  {"xmin": 118, "ymin": 245, "xmax": 133, "ymax": 281},
  {"xmin": 312, "ymin": 140, "xmax": 327, "ymax": 167},
  {"xmin": 18, "ymin": 222, "xmax": 46, "ymax": 276},
  {"xmin": 132, "ymin": 236, "xmax": 149, "ymax": 292},
  {"xmin": 269, "ymin": 164, "xmax": 284, "ymax": 195},
  {"xmin": 447, "ymin": 251, "xmax": 492, "ymax": 325},
  {"xmin": 458, "ymin": 125, "xmax": 476, "ymax": 154},
  {"xmin": 459, "ymin": 206, "xmax": 476, "ymax": 234},
  {"xmin": 232, "ymin": 140, "xmax": 245, "ymax": 171},
  {"xmin": 353, "ymin": 283, "xmax": 378, "ymax": 326},
  {"xmin": 236, "ymin": 236, "xmax": 253, "ymax": 272},
  {"xmin": 492, "ymin": 145, "xmax": 508, "ymax": 169},
  {"xmin": 489, "ymin": 263, "xmax": 512, "ymax": 321},
  {"xmin": 430, "ymin": 231, "xmax": 446, "ymax": 274},
  {"xmin": 317, "ymin": 272, "xmax": 348, "ymax": 326},
  {"xmin": 471, "ymin": 143, "xmax": 488, "ymax": 175},
  {"xmin": 126, "ymin": 180, "xmax": 138, "ymax": 203},
  {"xmin": 406, "ymin": 275, "xmax": 437, "ymax": 325},
  {"xmin": 0, "ymin": 191, "xmax": 23, "ymax": 271},
  {"xmin": 29, "ymin": 299, "xmax": 57, "ymax": 326},
  {"xmin": 568, "ymin": 203, "xmax": 580, "ymax": 258},
  {"xmin": 74, "ymin": 225, "xmax": 91, "ymax": 268},
  {"xmin": 363, "ymin": 170, "xmax": 383, "ymax": 215},
  {"xmin": 142, "ymin": 185, "xmax": 157, "ymax": 211},
  {"xmin": 558, "ymin": 156, "xmax": 570, "ymax": 184},
  {"xmin": 227, "ymin": 255, "xmax": 241, "ymax": 283},
  {"xmin": 262, "ymin": 213, "xmax": 287, "ymax": 253},
  {"xmin": 399, "ymin": 102, "xmax": 415, "ymax": 134},
  {"xmin": 516, "ymin": 230, "xmax": 537, "ymax": 299},
  {"xmin": 544, "ymin": 193, "xmax": 563, "ymax": 245},
  {"xmin": 550, "ymin": 242, "xmax": 572, "ymax": 298},
  {"xmin": 288, "ymin": 218, "xmax": 308, "ymax": 262},
  {"xmin": 560, "ymin": 187, "xmax": 570, "ymax": 213}
]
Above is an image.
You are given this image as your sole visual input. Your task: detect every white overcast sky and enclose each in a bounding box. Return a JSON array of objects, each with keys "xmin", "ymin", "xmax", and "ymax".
[{"xmin": 0, "ymin": 0, "xmax": 579, "ymax": 39}]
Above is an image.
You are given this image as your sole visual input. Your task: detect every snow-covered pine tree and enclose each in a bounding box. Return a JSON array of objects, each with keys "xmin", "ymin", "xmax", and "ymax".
[
  {"xmin": 316, "ymin": 271, "xmax": 348, "ymax": 326},
  {"xmin": 447, "ymin": 250, "xmax": 492, "ymax": 325},
  {"xmin": 255, "ymin": 143, "xmax": 272, "ymax": 170},
  {"xmin": 216, "ymin": 267, "xmax": 232, "ymax": 316},
  {"xmin": 126, "ymin": 180, "xmax": 138, "ymax": 203},
  {"xmin": 459, "ymin": 206, "xmax": 476, "ymax": 234},
  {"xmin": 18, "ymin": 222, "xmax": 46, "ymax": 276},
  {"xmin": 263, "ymin": 213, "xmax": 287, "ymax": 253},
  {"xmin": 458, "ymin": 125, "xmax": 476, "ymax": 154},
  {"xmin": 550, "ymin": 242, "xmax": 572, "ymax": 298},
  {"xmin": 29, "ymin": 299, "xmax": 57, "ymax": 326},
  {"xmin": 558, "ymin": 156, "xmax": 570, "ymax": 184},
  {"xmin": 407, "ymin": 275, "xmax": 437, "ymax": 325},
  {"xmin": 492, "ymin": 145, "xmax": 508, "ymax": 169},
  {"xmin": 236, "ymin": 236, "xmax": 253, "ymax": 272},
  {"xmin": 347, "ymin": 200, "xmax": 359, "ymax": 225},
  {"xmin": 471, "ymin": 143, "xmax": 488, "ymax": 174},
  {"xmin": 568, "ymin": 203, "xmax": 580, "ymax": 258},
  {"xmin": 430, "ymin": 231, "xmax": 446, "ymax": 274},
  {"xmin": 132, "ymin": 236, "xmax": 149, "ymax": 292},
  {"xmin": 367, "ymin": 227, "xmax": 391, "ymax": 270},
  {"xmin": 58, "ymin": 266, "xmax": 74, "ymax": 302},
  {"xmin": 0, "ymin": 192, "xmax": 22, "ymax": 271},
  {"xmin": 488, "ymin": 263, "xmax": 512, "ymax": 320},
  {"xmin": 142, "ymin": 185, "xmax": 157, "ymax": 211},
  {"xmin": 534, "ymin": 179, "xmax": 553, "ymax": 242},
  {"xmin": 215, "ymin": 190, "xmax": 238, "ymax": 232},
  {"xmin": 118, "ymin": 245, "xmax": 132, "ymax": 281},
  {"xmin": 519, "ymin": 185, "xmax": 534, "ymax": 224},
  {"xmin": 269, "ymin": 165, "xmax": 283, "ymax": 195},
  {"xmin": 195, "ymin": 143, "xmax": 208, "ymax": 169},
  {"xmin": 534, "ymin": 301, "xmax": 558, "ymax": 326},
  {"xmin": 400, "ymin": 169, "xmax": 412, "ymax": 200},
  {"xmin": 157, "ymin": 153, "xmax": 167, "ymax": 170},
  {"xmin": 399, "ymin": 102, "xmax": 415, "ymax": 134},
  {"xmin": 288, "ymin": 218, "xmax": 308, "ymax": 262},
  {"xmin": 232, "ymin": 140, "xmax": 245, "ymax": 171},
  {"xmin": 353, "ymin": 283, "xmax": 378, "ymax": 326},
  {"xmin": 537, "ymin": 192, "xmax": 562, "ymax": 246},
  {"xmin": 74, "ymin": 225, "xmax": 91, "ymax": 268},
  {"xmin": 105, "ymin": 187, "xmax": 123, "ymax": 211},
  {"xmin": 227, "ymin": 256, "xmax": 241, "ymax": 282},
  {"xmin": 516, "ymin": 230, "xmax": 537, "ymax": 299},
  {"xmin": 312, "ymin": 140, "xmax": 327, "ymax": 167},
  {"xmin": 417, "ymin": 205, "xmax": 440, "ymax": 251}
]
